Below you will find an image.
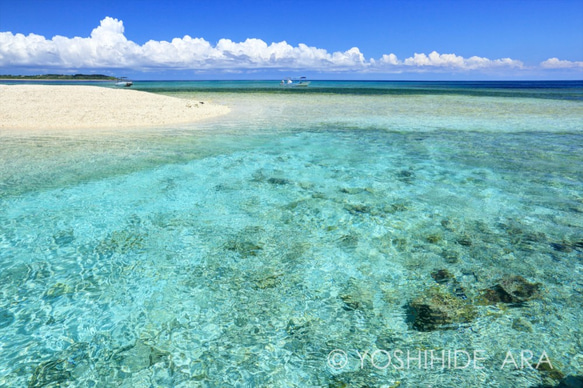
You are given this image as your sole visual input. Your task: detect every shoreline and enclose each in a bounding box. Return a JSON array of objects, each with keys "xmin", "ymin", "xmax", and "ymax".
[
  {"xmin": 0, "ymin": 84, "xmax": 230, "ymax": 131},
  {"xmin": 0, "ymin": 79, "xmax": 114, "ymax": 82}
]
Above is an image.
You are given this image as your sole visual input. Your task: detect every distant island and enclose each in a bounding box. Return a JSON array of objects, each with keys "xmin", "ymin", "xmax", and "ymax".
[{"xmin": 0, "ymin": 74, "xmax": 117, "ymax": 80}]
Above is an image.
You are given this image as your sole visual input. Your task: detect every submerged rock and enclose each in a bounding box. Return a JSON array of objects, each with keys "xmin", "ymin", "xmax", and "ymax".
[
  {"xmin": 500, "ymin": 220, "xmax": 550, "ymax": 251},
  {"xmin": 441, "ymin": 218, "xmax": 458, "ymax": 232},
  {"xmin": 393, "ymin": 237, "xmax": 409, "ymax": 251},
  {"xmin": 328, "ymin": 369, "xmax": 384, "ymax": 387},
  {"xmin": 267, "ymin": 177, "xmax": 291, "ymax": 185},
  {"xmin": 29, "ymin": 343, "xmax": 89, "ymax": 388},
  {"xmin": 396, "ymin": 169, "xmax": 415, "ymax": 183},
  {"xmin": 556, "ymin": 375, "xmax": 583, "ymax": 388},
  {"xmin": 44, "ymin": 282, "xmax": 75, "ymax": 299},
  {"xmin": 430, "ymin": 269, "xmax": 468, "ymax": 300},
  {"xmin": 95, "ymin": 229, "xmax": 146, "ymax": 256},
  {"xmin": 441, "ymin": 249, "xmax": 460, "ymax": 264},
  {"xmin": 339, "ymin": 279, "xmax": 374, "ymax": 312},
  {"xmin": 408, "ymin": 285, "xmax": 477, "ymax": 331},
  {"xmin": 0, "ymin": 308, "xmax": 15, "ymax": 329},
  {"xmin": 431, "ymin": 269, "xmax": 455, "ymax": 283},
  {"xmin": 285, "ymin": 316, "xmax": 317, "ymax": 338},
  {"xmin": 253, "ymin": 272, "xmax": 283, "ymax": 289},
  {"xmin": 340, "ymin": 293, "xmax": 366, "ymax": 311},
  {"xmin": 387, "ymin": 201, "xmax": 410, "ymax": 213},
  {"xmin": 52, "ymin": 229, "xmax": 75, "ymax": 246},
  {"xmin": 339, "ymin": 187, "xmax": 366, "ymax": 194},
  {"xmin": 480, "ymin": 275, "xmax": 541, "ymax": 305},
  {"xmin": 225, "ymin": 240, "xmax": 263, "ymax": 257},
  {"xmin": 506, "ymin": 230, "xmax": 548, "ymax": 252},
  {"xmin": 344, "ymin": 203, "xmax": 371, "ymax": 215},
  {"xmin": 29, "ymin": 359, "xmax": 73, "ymax": 388},
  {"xmin": 456, "ymin": 233, "xmax": 473, "ymax": 247},
  {"xmin": 550, "ymin": 238, "xmax": 583, "ymax": 253},
  {"xmin": 336, "ymin": 234, "xmax": 359, "ymax": 251},
  {"xmin": 534, "ymin": 360, "xmax": 566, "ymax": 387},
  {"xmin": 426, "ymin": 233, "xmax": 442, "ymax": 244},
  {"xmin": 113, "ymin": 339, "xmax": 171, "ymax": 373},
  {"xmin": 512, "ymin": 317, "xmax": 534, "ymax": 332},
  {"xmin": 550, "ymin": 242, "xmax": 572, "ymax": 252}
]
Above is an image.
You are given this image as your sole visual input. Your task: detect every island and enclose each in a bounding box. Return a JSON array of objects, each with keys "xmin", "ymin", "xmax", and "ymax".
[{"xmin": 0, "ymin": 74, "xmax": 117, "ymax": 80}]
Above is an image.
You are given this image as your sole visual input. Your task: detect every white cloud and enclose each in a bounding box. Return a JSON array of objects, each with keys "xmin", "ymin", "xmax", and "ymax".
[
  {"xmin": 404, "ymin": 52, "xmax": 465, "ymax": 67},
  {"xmin": 377, "ymin": 51, "xmax": 523, "ymax": 71},
  {"xmin": 379, "ymin": 53, "xmax": 399, "ymax": 65},
  {"xmin": 0, "ymin": 17, "xmax": 370, "ymax": 72},
  {"xmin": 0, "ymin": 16, "xmax": 569, "ymax": 75},
  {"xmin": 541, "ymin": 57, "xmax": 583, "ymax": 69}
]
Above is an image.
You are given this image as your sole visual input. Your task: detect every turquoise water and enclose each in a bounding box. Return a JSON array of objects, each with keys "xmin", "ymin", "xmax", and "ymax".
[{"xmin": 0, "ymin": 81, "xmax": 582, "ymax": 387}]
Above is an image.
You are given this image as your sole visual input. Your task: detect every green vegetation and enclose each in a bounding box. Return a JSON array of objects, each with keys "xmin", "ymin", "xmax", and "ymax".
[{"xmin": 0, "ymin": 74, "xmax": 116, "ymax": 80}]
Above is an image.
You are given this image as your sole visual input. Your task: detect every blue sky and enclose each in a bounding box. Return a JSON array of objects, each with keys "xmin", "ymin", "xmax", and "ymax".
[{"xmin": 1, "ymin": 0, "xmax": 582, "ymax": 79}]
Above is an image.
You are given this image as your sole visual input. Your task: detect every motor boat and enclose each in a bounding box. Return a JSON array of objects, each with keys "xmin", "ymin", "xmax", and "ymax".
[
  {"xmin": 115, "ymin": 77, "xmax": 133, "ymax": 87},
  {"xmin": 280, "ymin": 77, "xmax": 310, "ymax": 87}
]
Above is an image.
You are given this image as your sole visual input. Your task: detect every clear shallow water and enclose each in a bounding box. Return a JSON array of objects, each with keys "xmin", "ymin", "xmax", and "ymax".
[{"xmin": 0, "ymin": 82, "xmax": 582, "ymax": 387}]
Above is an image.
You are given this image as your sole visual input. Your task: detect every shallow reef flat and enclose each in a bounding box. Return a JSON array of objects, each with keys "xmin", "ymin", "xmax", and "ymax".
[{"xmin": 0, "ymin": 86, "xmax": 582, "ymax": 387}]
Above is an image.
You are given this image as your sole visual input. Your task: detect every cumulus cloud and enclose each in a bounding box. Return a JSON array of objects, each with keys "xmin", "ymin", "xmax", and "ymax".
[
  {"xmin": 0, "ymin": 16, "xmax": 563, "ymax": 75},
  {"xmin": 0, "ymin": 17, "xmax": 370, "ymax": 72},
  {"xmin": 541, "ymin": 58, "xmax": 583, "ymax": 69},
  {"xmin": 376, "ymin": 51, "xmax": 523, "ymax": 71},
  {"xmin": 412, "ymin": 52, "xmax": 522, "ymax": 69}
]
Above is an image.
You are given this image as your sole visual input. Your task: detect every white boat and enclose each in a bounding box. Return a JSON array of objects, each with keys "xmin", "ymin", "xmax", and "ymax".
[
  {"xmin": 114, "ymin": 77, "xmax": 133, "ymax": 87},
  {"xmin": 280, "ymin": 77, "xmax": 310, "ymax": 87}
]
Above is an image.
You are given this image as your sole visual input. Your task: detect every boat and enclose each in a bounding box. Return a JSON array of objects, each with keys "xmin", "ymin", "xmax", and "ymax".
[
  {"xmin": 114, "ymin": 77, "xmax": 133, "ymax": 87},
  {"xmin": 279, "ymin": 77, "xmax": 310, "ymax": 87}
]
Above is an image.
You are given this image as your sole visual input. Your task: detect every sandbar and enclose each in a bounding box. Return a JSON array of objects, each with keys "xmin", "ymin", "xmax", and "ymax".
[{"xmin": 0, "ymin": 84, "xmax": 230, "ymax": 130}]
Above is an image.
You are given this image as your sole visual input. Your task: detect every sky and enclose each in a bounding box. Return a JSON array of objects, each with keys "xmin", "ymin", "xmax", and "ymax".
[{"xmin": 0, "ymin": 0, "xmax": 582, "ymax": 80}]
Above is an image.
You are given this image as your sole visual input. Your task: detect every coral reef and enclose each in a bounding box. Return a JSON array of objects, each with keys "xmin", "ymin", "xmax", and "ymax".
[
  {"xmin": 480, "ymin": 275, "xmax": 541, "ymax": 305},
  {"xmin": 408, "ymin": 285, "xmax": 477, "ymax": 331}
]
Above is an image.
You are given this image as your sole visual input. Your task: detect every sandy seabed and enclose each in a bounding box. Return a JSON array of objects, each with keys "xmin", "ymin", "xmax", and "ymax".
[{"xmin": 0, "ymin": 84, "xmax": 230, "ymax": 131}]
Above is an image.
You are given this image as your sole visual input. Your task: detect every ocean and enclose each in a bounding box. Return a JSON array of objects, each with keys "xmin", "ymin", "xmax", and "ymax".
[{"xmin": 0, "ymin": 80, "xmax": 582, "ymax": 387}]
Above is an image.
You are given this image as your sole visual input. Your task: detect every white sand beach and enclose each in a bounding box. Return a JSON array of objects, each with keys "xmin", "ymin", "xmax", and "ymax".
[{"xmin": 0, "ymin": 84, "xmax": 230, "ymax": 130}]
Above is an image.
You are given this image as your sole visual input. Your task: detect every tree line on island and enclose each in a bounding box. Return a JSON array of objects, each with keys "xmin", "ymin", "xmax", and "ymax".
[{"xmin": 0, "ymin": 74, "xmax": 117, "ymax": 80}]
